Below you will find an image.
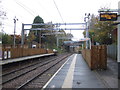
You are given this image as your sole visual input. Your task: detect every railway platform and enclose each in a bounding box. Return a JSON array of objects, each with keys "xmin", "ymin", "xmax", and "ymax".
[
  {"xmin": 0, "ymin": 53, "xmax": 54, "ymax": 65},
  {"xmin": 43, "ymin": 54, "xmax": 118, "ymax": 89}
]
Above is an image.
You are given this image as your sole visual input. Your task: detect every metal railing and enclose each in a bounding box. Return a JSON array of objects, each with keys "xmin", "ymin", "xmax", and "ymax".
[{"xmin": 107, "ymin": 45, "xmax": 117, "ymax": 60}]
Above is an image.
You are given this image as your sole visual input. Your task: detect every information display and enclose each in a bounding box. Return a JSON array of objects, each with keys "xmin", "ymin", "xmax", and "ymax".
[{"xmin": 100, "ymin": 13, "xmax": 117, "ymax": 21}]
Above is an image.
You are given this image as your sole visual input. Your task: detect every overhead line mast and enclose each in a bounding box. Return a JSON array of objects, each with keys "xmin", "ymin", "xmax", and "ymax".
[{"xmin": 21, "ymin": 23, "xmax": 86, "ymax": 45}]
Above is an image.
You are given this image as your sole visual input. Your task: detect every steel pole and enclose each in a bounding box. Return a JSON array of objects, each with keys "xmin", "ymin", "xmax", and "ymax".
[
  {"xmin": 21, "ymin": 23, "xmax": 24, "ymax": 46},
  {"xmin": 13, "ymin": 17, "xmax": 18, "ymax": 47},
  {"xmin": 56, "ymin": 30, "xmax": 58, "ymax": 49},
  {"xmin": 118, "ymin": 1, "xmax": 120, "ymax": 79},
  {"xmin": 118, "ymin": 1, "xmax": 120, "ymax": 63},
  {"xmin": 85, "ymin": 13, "xmax": 90, "ymax": 49},
  {"xmin": 85, "ymin": 21, "xmax": 88, "ymax": 49},
  {"xmin": 13, "ymin": 20, "xmax": 16, "ymax": 47}
]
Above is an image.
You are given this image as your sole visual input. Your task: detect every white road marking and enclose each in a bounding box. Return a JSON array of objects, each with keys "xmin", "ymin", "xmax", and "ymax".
[{"xmin": 62, "ymin": 54, "xmax": 77, "ymax": 88}]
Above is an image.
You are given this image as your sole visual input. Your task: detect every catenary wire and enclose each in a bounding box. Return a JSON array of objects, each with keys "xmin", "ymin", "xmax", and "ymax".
[{"xmin": 52, "ymin": 0, "xmax": 64, "ymax": 23}]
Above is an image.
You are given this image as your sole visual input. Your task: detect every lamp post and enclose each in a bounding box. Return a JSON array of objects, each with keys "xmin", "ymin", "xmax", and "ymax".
[{"xmin": 13, "ymin": 16, "xmax": 18, "ymax": 47}]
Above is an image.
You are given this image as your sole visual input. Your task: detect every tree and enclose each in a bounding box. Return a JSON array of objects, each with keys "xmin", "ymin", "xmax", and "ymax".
[
  {"xmin": 2, "ymin": 33, "xmax": 13, "ymax": 44},
  {"xmin": 27, "ymin": 16, "xmax": 44, "ymax": 48},
  {"xmin": 41, "ymin": 22, "xmax": 56, "ymax": 48},
  {"xmin": 94, "ymin": 20, "xmax": 116, "ymax": 44},
  {"xmin": 0, "ymin": 0, "xmax": 6, "ymax": 26},
  {"xmin": 32, "ymin": 15, "xmax": 44, "ymax": 28},
  {"xmin": 27, "ymin": 32, "xmax": 36, "ymax": 47},
  {"xmin": 0, "ymin": 0, "xmax": 7, "ymax": 45},
  {"xmin": 31, "ymin": 15, "xmax": 44, "ymax": 44},
  {"xmin": 83, "ymin": 14, "xmax": 116, "ymax": 45}
]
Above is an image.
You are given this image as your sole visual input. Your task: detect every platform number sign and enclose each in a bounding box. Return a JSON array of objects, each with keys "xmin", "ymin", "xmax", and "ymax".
[{"xmin": 100, "ymin": 13, "xmax": 117, "ymax": 21}]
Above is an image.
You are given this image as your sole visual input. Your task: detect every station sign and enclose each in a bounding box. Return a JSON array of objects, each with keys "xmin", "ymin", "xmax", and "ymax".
[{"xmin": 100, "ymin": 13, "xmax": 117, "ymax": 21}]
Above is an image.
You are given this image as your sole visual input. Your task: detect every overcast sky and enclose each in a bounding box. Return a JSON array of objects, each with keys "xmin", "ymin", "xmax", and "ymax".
[{"xmin": 1, "ymin": 0, "xmax": 120, "ymax": 41}]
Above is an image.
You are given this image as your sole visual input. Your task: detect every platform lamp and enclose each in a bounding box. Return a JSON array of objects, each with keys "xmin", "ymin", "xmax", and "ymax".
[
  {"xmin": 13, "ymin": 16, "xmax": 18, "ymax": 48},
  {"xmin": 84, "ymin": 13, "xmax": 90, "ymax": 49}
]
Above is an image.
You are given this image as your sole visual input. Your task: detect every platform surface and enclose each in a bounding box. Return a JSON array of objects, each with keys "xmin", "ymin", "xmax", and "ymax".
[
  {"xmin": 43, "ymin": 54, "xmax": 118, "ymax": 89},
  {"xmin": 0, "ymin": 53, "xmax": 54, "ymax": 65}
]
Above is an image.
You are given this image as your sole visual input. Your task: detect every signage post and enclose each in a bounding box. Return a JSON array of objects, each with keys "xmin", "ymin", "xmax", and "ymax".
[{"xmin": 98, "ymin": 2, "xmax": 120, "ymax": 79}]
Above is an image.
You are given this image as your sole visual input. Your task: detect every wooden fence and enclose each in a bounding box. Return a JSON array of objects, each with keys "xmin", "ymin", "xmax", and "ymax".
[
  {"xmin": 2, "ymin": 44, "xmax": 29, "ymax": 49},
  {"xmin": 82, "ymin": 45, "xmax": 107, "ymax": 70},
  {"xmin": 2, "ymin": 45, "xmax": 53, "ymax": 60}
]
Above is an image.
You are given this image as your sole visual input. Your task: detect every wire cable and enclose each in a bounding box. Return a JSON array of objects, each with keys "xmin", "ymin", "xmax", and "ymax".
[
  {"xmin": 36, "ymin": 0, "xmax": 53, "ymax": 22},
  {"xmin": 52, "ymin": 0, "xmax": 64, "ymax": 23},
  {"xmin": 14, "ymin": 0, "xmax": 36, "ymax": 17}
]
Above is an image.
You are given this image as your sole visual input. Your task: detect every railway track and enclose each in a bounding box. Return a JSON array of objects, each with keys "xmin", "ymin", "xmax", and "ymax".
[
  {"xmin": 2, "ymin": 55, "xmax": 57, "ymax": 75},
  {"xmin": 2, "ymin": 54, "xmax": 57, "ymax": 77},
  {"xmin": 2, "ymin": 53, "xmax": 71, "ymax": 89},
  {"xmin": 1, "ymin": 55, "xmax": 58, "ymax": 84}
]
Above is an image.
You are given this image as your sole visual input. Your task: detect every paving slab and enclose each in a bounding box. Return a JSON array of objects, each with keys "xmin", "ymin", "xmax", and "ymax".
[{"xmin": 43, "ymin": 54, "xmax": 108, "ymax": 89}]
